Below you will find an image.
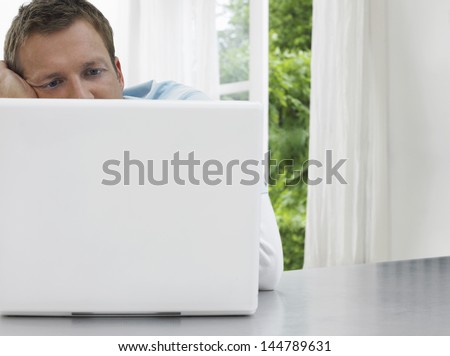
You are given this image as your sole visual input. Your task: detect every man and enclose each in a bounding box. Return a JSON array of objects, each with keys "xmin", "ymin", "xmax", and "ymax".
[{"xmin": 0, "ymin": 0, "xmax": 283, "ymax": 290}]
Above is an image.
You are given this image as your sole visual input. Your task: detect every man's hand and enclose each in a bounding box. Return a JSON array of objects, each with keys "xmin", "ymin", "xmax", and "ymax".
[{"xmin": 0, "ymin": 61, "xmax": 37, "ymax": 98}]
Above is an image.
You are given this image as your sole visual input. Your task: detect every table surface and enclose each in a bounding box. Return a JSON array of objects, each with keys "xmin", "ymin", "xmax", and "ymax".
[{"xmin": 1, "ymin": 256, "xmax": 450, "ymax": 336}]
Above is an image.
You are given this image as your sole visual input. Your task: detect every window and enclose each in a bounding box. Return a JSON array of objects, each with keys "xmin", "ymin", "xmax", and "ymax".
[{"xmin": 216, "ymin": 0, "xmax": 269, "ymax": 147}]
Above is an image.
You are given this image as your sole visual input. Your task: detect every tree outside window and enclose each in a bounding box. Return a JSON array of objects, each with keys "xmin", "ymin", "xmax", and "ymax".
[{"xmin": 217, "ymin": 0, "xmax": 312, "ymax": 270}]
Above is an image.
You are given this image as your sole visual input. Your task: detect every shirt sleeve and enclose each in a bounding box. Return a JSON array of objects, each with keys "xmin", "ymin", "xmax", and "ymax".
[
  {"xmin": 123, "ymin": 80, "xmax": 210, "ymax": 101},
  {"xmin": 258, "ymin": 192, "xmax": 284, "ymax": 290}
]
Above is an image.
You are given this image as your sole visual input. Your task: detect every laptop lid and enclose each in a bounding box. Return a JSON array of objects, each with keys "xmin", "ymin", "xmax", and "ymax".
[{"xmin": 0, "ymin": 99, "xmax": 263, "ymax": 316}]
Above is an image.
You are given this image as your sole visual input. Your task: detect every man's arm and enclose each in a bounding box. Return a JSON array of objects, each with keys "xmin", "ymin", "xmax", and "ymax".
[
  {"xmin": 259, "ymin": 193, "xmax": 284, "ymax": 290},
  {"xmin": 0, "ymin": 61, "xmax": 37, "ymax": 98}
]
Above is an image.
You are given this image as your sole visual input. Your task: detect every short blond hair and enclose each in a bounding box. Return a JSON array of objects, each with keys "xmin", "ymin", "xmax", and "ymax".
[{"xmin": 4, "ymin": 0, "xmax": 116, "ymax": 76}]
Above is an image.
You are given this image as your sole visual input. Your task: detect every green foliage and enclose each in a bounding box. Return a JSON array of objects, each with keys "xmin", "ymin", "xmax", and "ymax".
[
  {"xmin": 218, "ymin": 0, "xmax": 312, "ymax": 270},
  {"xmin": 268, "ymin": 49, "xmax": 311, "ymax": 270},
  {"xmin": 268, "ymin": 0, "xmax": 312, "ymax": 270},
  {"xmin": 220, "ymin": 91, "xmax": 249, "ymax": 101},
  {"xmin": 218, "ymin": 0, "xmax": 249, "ymax": 84},
  {"xmin": 270, "ymin": 173, "xmax": 308, "ymax": 270},
  {"xmin": 269, "ymin": 0, "xmax": 313, "ymax": 52}
]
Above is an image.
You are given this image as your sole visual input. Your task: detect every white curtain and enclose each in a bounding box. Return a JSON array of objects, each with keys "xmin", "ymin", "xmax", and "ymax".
[
  {"xmin": 114, "ymin": 0, "xmax": 220, "ymax": 98},
  {"xmin": 304, "ymin": 0, "xmax": 390, "ymax": 268}
]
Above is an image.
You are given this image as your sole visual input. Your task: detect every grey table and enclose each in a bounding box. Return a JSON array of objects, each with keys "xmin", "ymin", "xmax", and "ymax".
[{"xmin": 1, "ymin": 256, "xmax": 450, "ymax": 336}]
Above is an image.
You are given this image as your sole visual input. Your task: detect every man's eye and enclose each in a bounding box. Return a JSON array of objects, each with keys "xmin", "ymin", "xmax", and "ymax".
[
  {"xmin": 45, "ymin": 79, "xmax": 63, "ymax": 89},
  {"xmin": 87, "ymin": 69, "xmax": 102, "ymax": 76}
]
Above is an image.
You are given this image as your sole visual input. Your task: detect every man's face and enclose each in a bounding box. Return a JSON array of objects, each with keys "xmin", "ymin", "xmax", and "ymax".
[{"xmin": 18, "ymin": 19, "xmax": 124, "ymax": 99}]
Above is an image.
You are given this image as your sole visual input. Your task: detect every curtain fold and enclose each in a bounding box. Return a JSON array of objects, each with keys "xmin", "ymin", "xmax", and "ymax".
[
  {"xmin": 88, "ymin": 0, "xmax": 220, "ymax": 99},
  {"xmin": 117, "ymin": 0, "xmax": 220, "ymax": 99},
  {"xmin": 304, "ymin": 0, "xmax": 390, "ymax": 268}
]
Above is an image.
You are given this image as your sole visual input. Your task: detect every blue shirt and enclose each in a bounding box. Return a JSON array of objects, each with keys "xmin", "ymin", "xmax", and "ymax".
[{"xmin": 123, "ymin": 81, "xmax": 209, "ymax": 101}]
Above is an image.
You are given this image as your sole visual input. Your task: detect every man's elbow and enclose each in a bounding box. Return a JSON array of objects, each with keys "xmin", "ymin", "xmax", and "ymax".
[{"xmin": 259, "ymin": 237, "xmax": 284, "ymax": 290}]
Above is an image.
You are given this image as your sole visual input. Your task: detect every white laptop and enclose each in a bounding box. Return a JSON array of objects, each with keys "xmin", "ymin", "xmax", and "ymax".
[{"xmin": 0, "ymin": 99, "xmax": 263, "ymax": 316}]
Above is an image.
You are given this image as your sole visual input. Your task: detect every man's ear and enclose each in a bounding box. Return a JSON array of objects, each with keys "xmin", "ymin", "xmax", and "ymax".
[{"xmin": 114, "ymin": 57, "xmax": 125, "ymax": 90}]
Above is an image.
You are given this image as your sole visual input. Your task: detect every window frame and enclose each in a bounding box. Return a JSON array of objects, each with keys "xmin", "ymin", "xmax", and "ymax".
[{"xmin": 218, "ymin": 0, "xmax": 269, "ymax": 149}]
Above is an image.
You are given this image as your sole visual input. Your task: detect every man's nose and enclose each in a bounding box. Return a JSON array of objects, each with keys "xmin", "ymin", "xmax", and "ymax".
[{"xmin": 67, "ymin": 79, "xmax": 94, "ymax": 99}]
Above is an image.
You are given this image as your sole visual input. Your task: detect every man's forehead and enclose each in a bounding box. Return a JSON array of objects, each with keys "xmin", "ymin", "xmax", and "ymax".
[
  {"xmin": 18, "ymin": 20, "xmax": 111, "ymax": 80},
  {"xmin": 23, "ymin": 19, "xmax": 103, "ymax": 45}
]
